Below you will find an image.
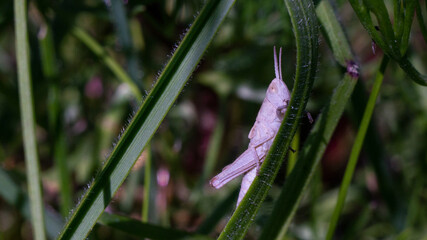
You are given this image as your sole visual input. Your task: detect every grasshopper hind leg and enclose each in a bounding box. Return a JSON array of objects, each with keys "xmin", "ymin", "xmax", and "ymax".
[{"xmin": 237, "ymin": 167, "xmax": 257, "ymax": 206}]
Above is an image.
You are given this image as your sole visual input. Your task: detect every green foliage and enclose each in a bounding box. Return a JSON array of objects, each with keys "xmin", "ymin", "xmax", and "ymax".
[{"xmin": 1, "ymin": 0, "xmax": 427, "ymax": 239}]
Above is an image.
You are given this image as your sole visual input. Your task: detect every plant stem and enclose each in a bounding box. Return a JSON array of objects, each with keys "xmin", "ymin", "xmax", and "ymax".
[
  {"xmin": 72, "ymin": 27, "xmax": 143, "ymax": 101},
  {"xmin": 326, "ymin": 57, "xmax": 389, "ymax": 240},
  {"xmin": 142, "ymin": 147, "xmax": 151, "ymax": 222},
  {"xmin": 14, "ymin": 0, "xmax": 47, "ymax": 239}
]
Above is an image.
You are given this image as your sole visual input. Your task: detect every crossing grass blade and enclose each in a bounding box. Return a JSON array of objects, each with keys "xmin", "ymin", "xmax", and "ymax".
[{"xmin": 57, "ymin": 0, "xmax": 236, "ymax": 239}]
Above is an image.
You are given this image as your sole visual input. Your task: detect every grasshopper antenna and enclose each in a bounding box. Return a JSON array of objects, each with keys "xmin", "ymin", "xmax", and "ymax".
[{"xmin": 274, "ymin": 46, "xmax": 280, "ymax": 80}]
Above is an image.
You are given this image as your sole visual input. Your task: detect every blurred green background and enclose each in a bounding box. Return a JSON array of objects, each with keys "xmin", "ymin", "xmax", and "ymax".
[{"xmin": 1, "ymin": 0, "xmax": 427, "ymax": 239}]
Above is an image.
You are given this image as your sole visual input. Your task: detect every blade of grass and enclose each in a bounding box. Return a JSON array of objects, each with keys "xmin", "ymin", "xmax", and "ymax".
[
  {"xmin": 57, "ymin": 0, "xmax": 236, "ymax": 239},
  {"xmin": 259, "ymin": 1, "xmax": 359, "ymax": 238},
  {"xmin": 142, "ymin": 147, "xmax": 151, "ymax": 222},
  {"xmin": 415, "ymin": 0, "xmax": 427, "ymax": 44},
  {"xmin": 107, "ymin": 0, "xmax": 143, "ymax": 89},
  {"xmin": 350, "ymin": 73, "xmax": 406, "ymax": 230},
  {"xmin": 287, "ymin": 129, "xmax": 299, "ymax": 176},
  {"xmin": 39, "ymin": 24, "xmax": 73, "ymax": 217},
  {"xmin": 119, "ymin": 162, "xmax": 141, "ymax": 212},
  {"xmin": 71, "ymin": 26, "xmax": 143, "ymax": 101},
  {"xmin": 316, "ymin": 0, "xmax": 353, "ymax": 67},
  {"xmin": 349, "ymin": 0, "xmax": 427, "ymax": 86},
  {"xmin": 98, "ymin": 213, "xmax": 210, "ymax": 240},
  {"xmin": 325, "ymin": 57, "xmax": 389, "ymax": 240},
  {"xmin": 217, "ymin": 0, "xmax": 319, "ymax": 238},
  {"xmin": 399, "ymin": 1, "xmax": 415, "ymax": 55},
  {"xmin": 363, "ymin": 0, "xmax": 398, "ymax": 56},
  {"xmin": 393, "ymin": 0, "xmax": 403, "ymax": 43},
  {"xmin": 14, "ymin": 0, "xmax": 47, "ymax": 239}
]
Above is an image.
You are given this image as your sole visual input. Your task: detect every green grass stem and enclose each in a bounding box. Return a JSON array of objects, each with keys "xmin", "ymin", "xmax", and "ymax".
[
  {"xmin": 14, "ymin": 0, "xmax": 47, "ymax": 239},
  {"xmin": 325, "ymin": 57, "xmax": 389, "ymax": 240},
  {"xmin": 72, "ymin": 27, "xmax": 143, "ymax": 101}
]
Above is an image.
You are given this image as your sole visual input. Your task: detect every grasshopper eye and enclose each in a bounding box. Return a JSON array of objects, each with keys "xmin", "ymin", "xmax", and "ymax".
[{"xmin": 269, "ymin": 83, "xmax": 277, "ymax": 93}]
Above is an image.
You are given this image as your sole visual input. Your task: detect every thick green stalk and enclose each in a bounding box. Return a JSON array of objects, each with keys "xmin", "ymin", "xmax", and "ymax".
[
  {"xmin": 14, "ymin": 0, "xmax": 47, "ymax": 239},
  {"xmin": 326, "ymin": 57, "xmax": 389, "ymax": 239}
]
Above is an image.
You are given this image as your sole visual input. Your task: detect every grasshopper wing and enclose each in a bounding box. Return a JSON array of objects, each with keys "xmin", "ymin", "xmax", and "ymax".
[{"xmin": 210, "ymin": 148, "xmax": 258, "ymax": 189}]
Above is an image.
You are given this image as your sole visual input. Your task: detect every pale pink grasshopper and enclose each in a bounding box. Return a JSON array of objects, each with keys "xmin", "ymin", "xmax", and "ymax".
[{"xmin": 210, "ymin": 47, "xmax": 291, "ymax": 206}]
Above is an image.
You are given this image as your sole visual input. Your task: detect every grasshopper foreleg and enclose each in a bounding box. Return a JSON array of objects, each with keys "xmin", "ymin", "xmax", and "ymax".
[{"xmin": 276, "ymin": 101, "xmax": 289, "ymax": 119}]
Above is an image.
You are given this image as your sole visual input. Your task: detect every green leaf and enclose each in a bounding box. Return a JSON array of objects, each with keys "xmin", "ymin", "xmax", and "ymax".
[
  {"xmin": 217, "ymin": 0, "xmax": 319, "ymax": 238},
  {"xmin": 14, "ymin": 0, "xmax": 47, "ymax": 239},
  {"xmin": 316, "ymin": 0, "xmax": 353, "ymax": 67},
  {"xmin": 349, "ymin": 0, "xmax": 427, "ymax": 86},
  {"xmin": 415, "ymin": 1, "xmax": 427, "ymax": 44},
  {"xmin": 57, "ymin": 0, "xmax": 236, "ymax": 239}
]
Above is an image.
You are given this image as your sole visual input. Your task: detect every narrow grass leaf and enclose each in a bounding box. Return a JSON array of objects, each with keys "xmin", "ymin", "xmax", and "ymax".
[
  {"xmin": 39, "ymin": 25, "xmax": 73, "ymax": 217},
  {"xmin": 107, "ymin": 0, "xmax": 142, "ymax": 88},
  {"xmin": 415, "ymin": 1, "xmax": 427, "ymax": 44},
  {"xmin": 287, "ymin": 129, "xmax": 299, "ymax": 176},
  {"xmin": 57, "ymin": 0, "xmax": 236, "ymax": 239},
  {"xmin": 72, "ymin": 27, "xmax": 143, "ymax": 101},
  {"xmin": 350, "ymin": 80, "xmax": 405, "ymax": 229},
  {"xmin": 142, "ymin": 147, "xmax": 151, "ymax": 222},
  {"xmin": 326, "ymin": 57, "xmax": 389, "ymax": 239},
  {"xmin": 349, "ymin": 0, "xmax": 427, "ymax": 86},
  {"xmin": 217, "ymin": 0, "xmax": 319, "ymax": 238},
  {"xmin": 399, "ymin": 1, "xmax": 415, "ymax": 55},
  {"xmin": 14, "ymin": 0, "xmax": 47, "ymax": 239},
  {"xmin": 316, "ymin": 0, "xmax": 353, "ymax": 67}
]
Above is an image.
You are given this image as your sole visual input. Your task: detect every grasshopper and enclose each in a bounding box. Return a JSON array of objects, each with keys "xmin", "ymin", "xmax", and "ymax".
[{"xmin": 210, "ymin": 47, "xmax": 291, "ymax": 206}]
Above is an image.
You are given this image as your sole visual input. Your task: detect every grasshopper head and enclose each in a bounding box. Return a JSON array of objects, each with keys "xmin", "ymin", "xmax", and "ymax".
[
  {"xmin": 266, "ymin": 78, "xmax": 290, "ymax": 108},
  {"xmin": 266, "ymin": 46, "xmax": 290, "ymax": 108}
]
